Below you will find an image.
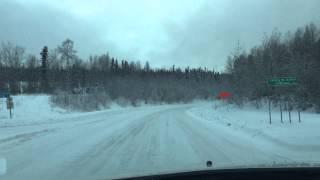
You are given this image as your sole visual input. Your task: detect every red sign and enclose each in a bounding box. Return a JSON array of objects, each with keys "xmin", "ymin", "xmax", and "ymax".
[{"xmin": 217, "ymin": 91, "xmax": 232, "ymax": 100}]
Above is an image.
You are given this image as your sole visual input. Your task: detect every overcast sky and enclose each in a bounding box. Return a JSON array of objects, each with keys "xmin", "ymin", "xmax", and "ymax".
[{"xmin": 1, "ymin": 0, "xmax": 320, "ymax": 70}]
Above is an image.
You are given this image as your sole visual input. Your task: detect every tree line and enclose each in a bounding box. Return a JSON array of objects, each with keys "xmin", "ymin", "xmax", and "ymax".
[
  {"xmin": 3, "ymin": 23, "xmax": 317, "ymax": 111},
  {"xmin": 226, "ymin": 23, "xmax": 320, "ymax": 111},
  {"xmin": 0, "ymin": 39, "xmax": 224, "ymax": 108}
]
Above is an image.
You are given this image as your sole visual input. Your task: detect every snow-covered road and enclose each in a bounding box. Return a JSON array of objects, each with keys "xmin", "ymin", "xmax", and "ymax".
[{"xmin": 0, "ymin": 104, "xmax": 318, "ymax": 180}]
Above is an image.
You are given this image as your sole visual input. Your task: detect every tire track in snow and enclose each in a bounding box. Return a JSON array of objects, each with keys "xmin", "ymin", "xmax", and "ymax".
[{"xmin": 56, "ymin": 109, "xmax": 168, "ymax": 180}]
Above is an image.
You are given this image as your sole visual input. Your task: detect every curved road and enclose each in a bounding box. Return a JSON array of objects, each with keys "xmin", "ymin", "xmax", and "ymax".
[{"xmin": 0, "ymin": 105, "xmax": 293, "ymax": 180}]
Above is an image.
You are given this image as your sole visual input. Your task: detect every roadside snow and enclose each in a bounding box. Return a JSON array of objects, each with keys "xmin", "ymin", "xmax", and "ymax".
[
  {"xmin": 0, "ymin": 94, "xmax": 191, "ymax": 141},
  {"xmin": 1, "ymin": 97, "xmax": 319, "ymax": 179},
  {"xmin": 0, "ymin": 95, "xmax": 138, "ymax": 125},
  {"xmin": 0, "ymin": 95, "xmax": 66, "ymax": 121},
  {"xmin": 187, "ymin": 101, "xmax": 320, "ymax": 150}
]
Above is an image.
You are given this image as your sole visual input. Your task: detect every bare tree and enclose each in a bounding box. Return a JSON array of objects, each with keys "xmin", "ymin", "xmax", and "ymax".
[
  {"xmin": 57, "ymin": 39, "xmax": 77, "ymax": 90},
  {"xmin": 57, "ymin": 38, "xmax": 77, "ymax": 68}
]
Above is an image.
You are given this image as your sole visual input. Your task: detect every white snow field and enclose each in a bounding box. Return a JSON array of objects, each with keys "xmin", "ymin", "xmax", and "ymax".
[{"xmin": 0, "ymin": 96, "xmax": 320, "ymax": 180}]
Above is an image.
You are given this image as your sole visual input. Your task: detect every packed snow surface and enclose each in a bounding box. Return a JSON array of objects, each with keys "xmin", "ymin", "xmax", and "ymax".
[{"xmin": 0, "ymin": 96, "xmax": 319, "ymax": 180}]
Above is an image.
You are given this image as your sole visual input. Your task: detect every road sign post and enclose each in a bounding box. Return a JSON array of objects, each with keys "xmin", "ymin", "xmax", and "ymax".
[
  {"xmin": 267, "ymin": 77, "xmax": 299, "ymax": 124},
  {"xmin": 268, "ymin": 97, "xmax": 272, "ymax": 124},
  {"xmin": 6, "ymin": 97, "xmax": 14, "ymax": 119},
  {"xmin": 288, "ymin": 101, "xmax": 292, "ymax": 124},
  {"xmin": 280, "ymin": 99, "xmax": 283, "ymax": 123}
]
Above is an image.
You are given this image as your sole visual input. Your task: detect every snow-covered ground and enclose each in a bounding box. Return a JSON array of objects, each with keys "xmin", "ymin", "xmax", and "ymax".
[
  {"xmin": 0, "ymin": 95, "xmax": 178, "ymax": 140},
  {"xmin": 187, "ymin": 101, "xmax": 320, "ymax": 150},
  {"xmin": 0, "ymin": 95, "xmax": 127, "ymax": 123},
  {"xmin": 0, "ymin": 96, "xmax": 320, "ymax": 180},
  {"xmin": 0, "ymin": 95, "xmax": 66, "ymax": 122}
]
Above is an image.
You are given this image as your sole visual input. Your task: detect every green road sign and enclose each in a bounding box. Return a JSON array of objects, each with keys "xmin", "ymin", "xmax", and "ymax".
[{"xmin": 267, "ymin": 77, "xmax": 297, "ymax": 86}]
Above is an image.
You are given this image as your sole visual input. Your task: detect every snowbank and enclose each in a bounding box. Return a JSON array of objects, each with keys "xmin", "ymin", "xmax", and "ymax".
[
  {"xmin": 0, "ymin": 94, "xmax": 184, "ymax": 142},
  {"xmin": 0, "ymin": 95, "xmax": 67, "ymax": 122},
  {"xmin": 187, "ymin": 101, "xmax": 320, "ymax": 150},
  {"xmin": 0, "ymin": 94, "xmax": 188, "ymax": 127}
]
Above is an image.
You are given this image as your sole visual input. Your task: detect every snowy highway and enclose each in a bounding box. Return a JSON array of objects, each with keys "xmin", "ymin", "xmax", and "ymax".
[
  {"xmin": 0, "ymin": 104, "xmax": 318, "ymax": 180},
  {"xmin": 2, "ymin": 1, "xmax": 320, "ymax": 179}
]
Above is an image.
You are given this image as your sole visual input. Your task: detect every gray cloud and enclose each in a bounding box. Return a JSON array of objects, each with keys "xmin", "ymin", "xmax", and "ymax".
[
  {"xmin": 155, "ymin": 0, "xmax": 320, "ymax": 70},
  {"xmin": 1, "ymin": 0, "xmax": 320, "ymax": 70},
  {"xmin": 0, "ymin": 0, "xmax": 116, "ymax": 58}
]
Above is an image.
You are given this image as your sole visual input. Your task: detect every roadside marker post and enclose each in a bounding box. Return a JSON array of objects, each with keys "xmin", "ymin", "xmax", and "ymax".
[
  {"xmin": 279, "ymin": 98, "xmax": 283, "ymax": 123},
  {"xmin": 0, "ymin": 90, "xmax": 13, "ymax": 119},
  {"xmin": 288, "ymin": 101, "xmax": 292, "ymax": 124},
  {"xmin": 6, "ymin": 97, "xmax": 14, "ymax": 119},
  {"xmin": 268, "ymin": 97, "xmax": 272, "ymax": 124}
]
